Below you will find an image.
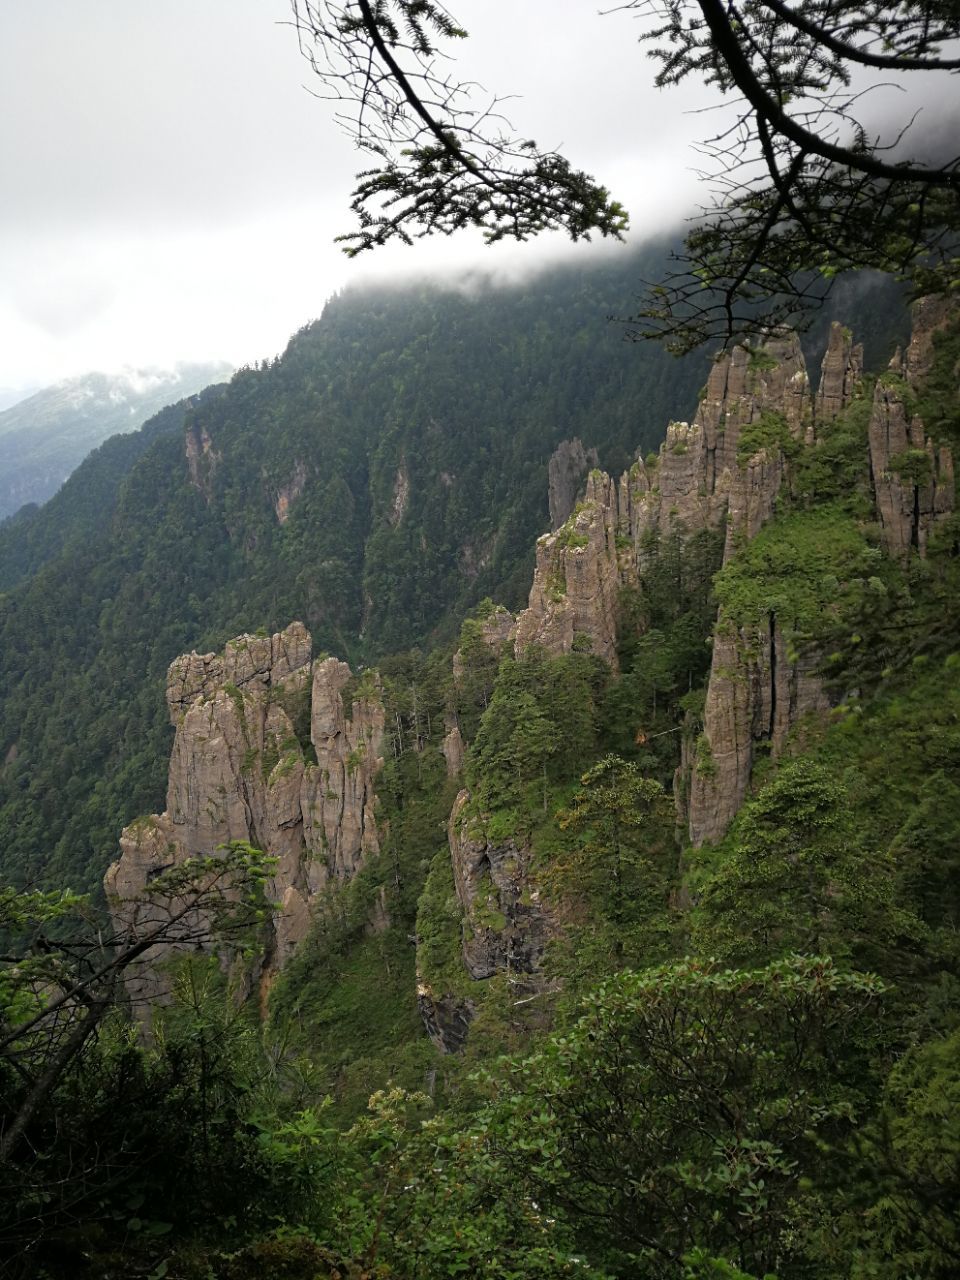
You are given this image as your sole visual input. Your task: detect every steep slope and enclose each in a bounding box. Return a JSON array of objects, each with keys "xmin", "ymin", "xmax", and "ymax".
[
  {"xmin": 0, "ymin": 253, "xmax": 911, "ymax": 909},
  {"xmin": 103, "ymin": 292, "xmax": 960, "ymax": 1126},
  {"xmin": 0, "ymin": 384, "xmax": 229, "ymax": 591},
  {"xmin": 0, "ymin": 363, "xmax": 232, "ymax": 520},
  {"xmin": 106, "ymin": 623, "xmax": 384, "ymax": 1019},
  {"xmin": 0, "ymin": 246, "xmax": 705, "ymax": 896}
]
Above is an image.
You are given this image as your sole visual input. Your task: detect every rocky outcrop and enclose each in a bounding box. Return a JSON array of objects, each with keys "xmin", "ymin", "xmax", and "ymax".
[
  {"xmin": 447, "ymin": 790, "xmax": 552, "ymax": 980},
  {"xmin": 691, "ymin": 332, "xmax": 809, "ymax": 479},
  {"xmin": 389, "ymin": 459, "xmax": 410, "ymax": 526},
  {"xmin": 869, "ymin": 372, "xmax": 955, "ymax": 562},
  {"xmin": 815, "ymin": 323, "xmax": 863, "ymax": 426},
  {"xmin": 451, "ymin": 605, "xmax": 516, "ymax": 686},
  {"xmin": 905, "ymin": 295, "xmax": 957, "ymax": 386},
  {"xmin": 548, "ymin": 437, "xmax": 599, "ymax": 530},
  {"xmin": 722, "ymin": 447, "xmax": 785, "ymax": 563},
  {"xmin": 423, "ymin": 309, "xmax": 956, "ymax": 1045},
  {"xmin": 515, "ymin": 470, "xmax": 627, "ymax": 668},
  {"xmin": 688, "ymin": 617, "xmax": 829, "ymax": 845},
  {"xmin": 515, "ymin": 336, "xmax": 812, "ymax": 669},
  {"xmin": 413, "ymin": 788, "xmax": 554, "ymax": 1053},
  {"xmin": 623, "ymin": 421, "xmax": 717, "ymax": 548},
  {"xmin": 688, "ymin": 303, "xmax": 957, "ymax": 844},
  {"xmin": 416, "ymin": 980, "xmax": 474, "ymax": 1055},
  {"xmin": 303, "ymin": 658, "xmax": 384, "ymax": 883},
  {"xmin": 619, "ymin": 337, "xmax": 809, "ymax": 557},
  {"xmin": 274, "ymin": 460, "xmax": 308, "ymax": 524},
  {"xmin": 185, "ymin": 422, "xmax": 219, "ymax": 496},
  {"xmin": 869, "ymin": 298, "xmax": 958, "ymax": 561},
  {"xmin": 442, "ymin": 723, "xmax": 465, "ymax": 778},
  {"xmin": 105, "ymin": 623, "xmax": 385, "ymax": 1012}
]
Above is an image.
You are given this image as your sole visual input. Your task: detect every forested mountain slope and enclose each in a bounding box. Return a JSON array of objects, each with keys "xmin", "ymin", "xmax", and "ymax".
[
  {"xmin": 110, "ymin": 298, "xmax": 958, "ymax": 1101},
  {"xmin": 1, "ymin": 245, "xmax": 702, "ymax": 896},
  {"xmin": 4, "ymin": 276, "xmax": 956, "ymax": 1280},
  {"xmin": 0, "ymin": 363, "xmax": 232, "ymax": 520},
  {"xmin": 0, "ymin": 384, "xmax": 230, "ymax": 591},
  {"xmin": 0, "ymin": 251, "xmax": 908, "ymax": 902}
]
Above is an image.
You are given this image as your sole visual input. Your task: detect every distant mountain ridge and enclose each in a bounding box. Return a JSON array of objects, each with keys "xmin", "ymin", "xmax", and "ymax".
[{"xmin": 0, "ymin": 362, "xmax": 233, "ymax": 520}]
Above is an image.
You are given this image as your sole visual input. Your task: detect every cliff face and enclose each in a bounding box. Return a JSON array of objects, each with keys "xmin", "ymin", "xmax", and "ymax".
[
  {"xmin": 107, "ymin": 301, "xmax": 958, "ymax": 1049},
  {"xmin": 415, "ymin": 791, "xmax": 556, "ymax": 1055},
  {"xmin": 815, "ymin": 323, "xmax": 864, "ymax": 425},
  {"xmin": 446, "ymin": 790, "xmax": 553, "ymax": 982},
  {"xmin": 868, "ymin": 378, "xmax": 955, "ymax": 560},
  {"xmin": 511, "ymin": 310, "xmax": 956, "ymax": 852},
  {"xmin": 684, "ymin": 327, "xmax": 862, "ymax": 846},
  {"xmin": 105, "ymin": 624, "xmax": 384, "ymax": 1013},
  {"xmin": 687, "ymin": 618, "xmax": 830, "ymax": 846},
  {"xmin": 689, "ymin": 307, "xmax": 957, "ymax": 845},
  {"xmin": 515, "ymin": 470, "xmax": 626, "ymax": 668},
  {"xmin": 514, "ymin": 331, "xmax": 814, "ymax": 673},
  {"xmin": 547, "ymin": 437, "xmax": 599, "ymax": 530},
  {"xmin": 422, "ymin": 333, "xmax": 828, "ymax": 1046},
  {"xmin": 868, "ymin": 299, "xmax": 957, "ymax": 562}
]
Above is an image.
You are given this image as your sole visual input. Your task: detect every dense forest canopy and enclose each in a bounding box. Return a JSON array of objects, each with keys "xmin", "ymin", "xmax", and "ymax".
[
  {"xmin": 3, "ymin": 274, "xmax": 958, "ymax": 1277},
  {"xmin": 0, "ymin": 249, "xmax": 711, "ymax": 898},
  {"xmin": 2, "ymin": 7, "xmax": 959, "ymax": 1271}
]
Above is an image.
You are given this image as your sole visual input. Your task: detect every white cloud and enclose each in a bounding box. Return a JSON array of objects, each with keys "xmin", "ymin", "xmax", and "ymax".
[{"xmin": 0, "ymin": 0, "xmax": 744, "ymax": 391}]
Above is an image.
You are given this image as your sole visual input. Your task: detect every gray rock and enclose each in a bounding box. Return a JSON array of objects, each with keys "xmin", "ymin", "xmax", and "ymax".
[
  {"xmin": 447, "ymin": 790, "xmax": 552, "ymax": 980},
  {"xmin": 688, "ymin": 617, "xmax": 829, "ymax": 846},
  {"xmin": 548, "ymin": 437, "xmax": 599, "ymax": 530},
  {"xmin": 815, "ymin": 322, "xmax": 863, "ymax": 428},
  {"xmin": 105, "ymin": 623, "xmax": 385, "ymax": 1015},
  {"xmin": 869, "ymin": 372, "xmax": 955, "ymax": 562}
]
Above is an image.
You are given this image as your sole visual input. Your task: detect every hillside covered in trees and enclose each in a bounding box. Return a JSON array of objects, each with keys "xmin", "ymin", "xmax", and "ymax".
[
  {"xmin": 3, "ymin": 257, "xmax": 956, "ymax": 1278},
  {"xmin": 0, "ymin": 249, "xmax": 907, "ymax": 902},
  {"xmin": 6, "ymin": 0, "xmax": 960, "ymax": 1272}
]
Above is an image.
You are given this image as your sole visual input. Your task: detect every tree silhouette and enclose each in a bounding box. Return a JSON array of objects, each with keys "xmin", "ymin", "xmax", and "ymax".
[{"xmin": 291, "ymin": 0, "xmax": 960, "ymax": 348}]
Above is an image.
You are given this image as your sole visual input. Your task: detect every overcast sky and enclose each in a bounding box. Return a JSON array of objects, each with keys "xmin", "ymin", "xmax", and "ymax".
[
  {"xmin": 3, "ymin": 2, "xmax": 952, "ymax": 395},
  {"xmin": 0, "ymin": 1, "xmax": 729, "ymax": 393}
]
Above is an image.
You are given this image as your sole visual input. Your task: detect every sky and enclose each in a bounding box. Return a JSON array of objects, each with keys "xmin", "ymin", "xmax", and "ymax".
[
  {"xmin": 0, "ymin": 0, "xmax": 722, "ymax": 395},
  {"xmin": 2, "ymin": 3, "xmax": 954, "ymax": 396}
]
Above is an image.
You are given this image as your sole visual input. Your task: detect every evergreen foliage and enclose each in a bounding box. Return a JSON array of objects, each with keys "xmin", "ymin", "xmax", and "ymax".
[
  {"xmin": 0, "ymin": 265, "xmax": 955, "ymax": 1276},
  {"xmin": 0, "ymin": 248, "xmax": 707, "ymax": 897}
]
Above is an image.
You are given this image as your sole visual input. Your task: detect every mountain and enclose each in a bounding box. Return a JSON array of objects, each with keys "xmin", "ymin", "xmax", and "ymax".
[
  {"xmin": 0, "ymin": 251, "xmax": 910, "ymax": 903},
  {"xmin": 0, "ymin": 362, "xmax": 233, "ymax": 520},
  {"xmin": 0, "ymin": 244, "xmax": 692, "ymax": 894},
  {"xmin": 4, "ymin": 258, "xmax": 959, "ymax": 1279},
  {"xmin": 107, "ymin": 297, "xmax": 959, "ymax": 1075}
]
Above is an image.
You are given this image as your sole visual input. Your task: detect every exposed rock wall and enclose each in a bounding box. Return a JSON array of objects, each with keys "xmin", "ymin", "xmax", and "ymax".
[
  {"xmin": 688, "ymin": 617, "xmax": 830, "ymax": 846},
  {"xmin": 451, "ymin": 604, "xmax": 516, "ymax": 687},
  {"xmin": 869, "ymin": 376, "xmax": 955, "ymax": 561},
  {"xmin": 515, "ymin": 334, "xmax": 813, "ymax": 668},
  {"xmin": 441, "ymin": 722, "xmax": 465, "ymax": 779},
  {"xmin": 421, "ymin": 305, "xmax": 957, "ymax": 1047},
  {"xmin": 515, "ymin": 470, "xmax": 626, "ymax": 668},
  {"xmin": 105, "ymin": 623, "xmax": 385, "ymax": 1012},
  {"xmin": 547, "ymin": 437, "xmax": 599, "ymax": 530},
  {"xmin": 416, "ymin": 980, "xmax": 474, "ymax": 1055},
  {"xmin": 688, "ymin": 303, "xmax": 955, "ymax": 845},
  {"xmin": 722, "ymin": 447, "xmax": 785, "ymax": 563},
  {"xmin": 185, "ymin": 422, "xmax": 219, "ymax": 496},
  {"xmin": 274, "ymin": 460, "xmax": 308, "ymax": 524},
  {"xmin": 446, "ymin": 790, "xmax": 552, "ymax": 981},
  {"xmin": 905, "ymin": 295, "xmax": 957, "ymax": 385},
  {"xmin": 868, "ymin": 303, "xmax": 957, "ymax": 562},
  {"xmin": 815, "ymin": 323, "xmax": 864, "ymax": 427},
  {"xmin": 414, "ymin": 788, "xmax": 554, "ymax": 1054}
]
